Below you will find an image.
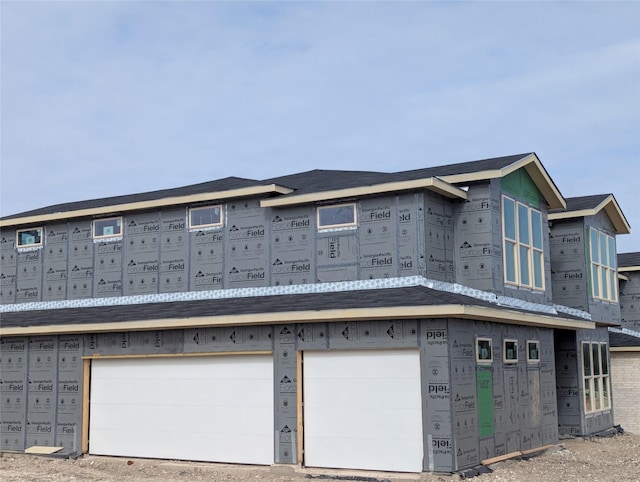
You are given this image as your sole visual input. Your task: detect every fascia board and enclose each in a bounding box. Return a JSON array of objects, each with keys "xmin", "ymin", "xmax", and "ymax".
[
  {"xmin": 0, "ymin": 304, "xmax": 593, "ymax": 336},
  {"xmin": 439, "ymin": 153, "xmax": 566, "ymax": 210},
  {"xmin": 0, "ymin": 184, "xmax": 293, "ymax": 228},
  {"xmin": 548, "ymin": 195, "xmax": 631, "ymax": 234},
  {"xmin": 618, "ymin": 273, "xmax": 630, "ymax": 281},
  {"xmin": 610, "ymin": 347, "xmax": 640, "ymax": 352},
  {"xmin": 618, "ymin": 266, "xmax": 640, "ymax": 272},
  {"xmin": 260, "ymin": 178, "xmax": 468, "ymax": 208}
]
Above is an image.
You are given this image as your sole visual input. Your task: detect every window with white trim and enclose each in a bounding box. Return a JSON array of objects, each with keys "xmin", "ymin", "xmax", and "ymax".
[
  {"xmin": 16, "ymin": 227, "xmax": 43, "ymax": 248},
  {"xmin": 527, "ymin": 340, "xmax": 540, "ymax": 363},
  {"xmin": 476, "ymin": 337, "xmax": 493, "ymax": 364},
  {"xmin": 503, "ymin": 339, "xmax": 518, "ymax": 363},
  {"xmin": 317, "ymin": 203, "xmax": 357, "ymax": 230},
  {"xmin": 502, "ymin": 196, "xmax": 544, "ymax": 290},
  {"xmin": 93, "ymin": 217, "xmax": 122, "ymax": 239},
  {"xmin": 582, "ymin": 342, "xmax": 610, "ymax": 413},
  {"xmin": 589, "ymin": 228, "xmax": 617, "ymax": 302},
  {"xmin": 189, "ymin": 205, "xmax": 223, "ymax": 229}
]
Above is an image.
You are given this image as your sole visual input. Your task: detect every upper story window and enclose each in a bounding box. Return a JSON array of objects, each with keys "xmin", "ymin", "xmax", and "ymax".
[
  {"xmin": 93, "ymin": 217, "xmax": 122, "ymax": 239},
  {"xmin": 189, "ymin": 205, "xmax": 223, "ymax": 229},
  {"xmin": 317, "ymin": 203, "xmax": 357, "ymax": 230},
  {"xmin": 589, "ymin": 228, "xmax": 617, "ymax": 302},
  {"xmin": 16, "ymin": 227, "xmax": 43, "ymax": 248},
  {"xmin": 502, "ymin": 196, "xmax": 544, "ymax": 290}
]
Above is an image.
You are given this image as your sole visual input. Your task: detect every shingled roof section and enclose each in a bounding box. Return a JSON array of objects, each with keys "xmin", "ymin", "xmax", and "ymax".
[
  {"xmin": 0, "ymin": 176, "xmax": 263, "ymax": 220},
  {"xmin": 561, "ymin": 194, "xmax": 612, "ymax": 212},
  {"xmin": 0, "ymin": 284, "xmax": 586, "ymax": 330},
  {"xmin": 2, "ymin": 153, "xmax": 536, "ymax": 220},
  {"xmin": 609, "ymin": 330, "xmax": 640, "ymax": 347},
  {"xmin": 618, "ymin": 252, "xmax": 640, "ymax": 268}
]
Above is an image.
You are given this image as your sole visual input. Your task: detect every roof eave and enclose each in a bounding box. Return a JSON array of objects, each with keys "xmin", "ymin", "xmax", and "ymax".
[
  {"xmin": 260, "ymin": 177, "xmax": 468, "ymax": 208},
  {"xmin": 548, "ymin": 194, "xmax": 631, "ymax": 234},
  {"xmin": 0, "ymin": 303, "xmax": 593, "ymax": 337},
  {"xmin": 439, "ymin": 153, "xmax": 566, "ymax": 210},
  {"xmin": 0, "ymin": 184, "xmax": 293, "ymax": 228}
]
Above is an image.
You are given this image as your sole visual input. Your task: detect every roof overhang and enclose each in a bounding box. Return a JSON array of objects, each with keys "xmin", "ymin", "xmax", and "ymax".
[
  {"xmin": 619, "ymin": 266, "xmax": 640, "ymax": 272},
  {"xmin": 610, "ymin": 346, "xmax": 640, "ymax": 352},
  {"xmin": 438, "ymin": 153, "xmax": 566, "ymax": 210},
  {"xmin": 618, "ymin": 273, "xmax": 630, "ymax": 281},
  {"xmin": 0, "ymin": 304, "xmax": 593, "ymax": 337},
  {"xmin": 548, "ymin": 194, "xmax": 631, "ymax": 234},
  {"xmin": 0, "ymin": 184, "xmax": 293, "ymax": 228},
  {"xmin": 260, "ymin": 177, "xmax": 467, "ymax": 208}
]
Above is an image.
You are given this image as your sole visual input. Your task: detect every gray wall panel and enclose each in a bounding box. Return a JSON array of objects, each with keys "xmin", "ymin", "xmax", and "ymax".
[
  {"xmin": 274, "ymin": 325, "xmax": 296, "ymax": 464},
  {"xmin": 16, "ymin": 249, "xmax": 42, "ymax": 303},
  {"xmin": 398, "ymin": 194, "xmax": 420, "ymax": 277},
  {"xmin": 26, "ymin": 336, "xmax": 58, "ymax": 448},
  {"xmin": 620, "ymin": 270, "xmax": 640, "ymax": 331},
  {"xmin": 1, "ymin": 230, "xmax": 18, "ymax": 304},
  {"xmin": 0, "ymin": 337, "xmax": 28, "ymax": 450}
]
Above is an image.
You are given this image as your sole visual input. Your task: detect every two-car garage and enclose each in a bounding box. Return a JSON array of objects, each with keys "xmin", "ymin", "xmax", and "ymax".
[{"xmin": 87, "ymin": 350, "xmax": 424, "ymax": 472}]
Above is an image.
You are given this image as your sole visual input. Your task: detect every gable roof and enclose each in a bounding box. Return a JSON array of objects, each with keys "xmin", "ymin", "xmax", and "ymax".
[
  {"xmin": 618, "ymin": 252, "xmax": 640, "ymax": 271},
  {"xmin": 548, "ymin": 194, "xmax": 631, "ymax": 235},
  {"xmin": 1, "ymin": 152, "xmax": 565, "ymax": 227}
]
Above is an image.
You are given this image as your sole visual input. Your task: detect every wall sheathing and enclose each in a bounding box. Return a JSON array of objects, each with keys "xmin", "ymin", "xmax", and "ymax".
[
  {"xmin": 619, "ymin": 270, "xmax": 640, "ymax": 331},
  {"xmin": 0, "ymin": 229, "xmax": 17, "ymax": 303},
  {"xmin": 1, "ymin": 318, "xmax": 558, "ymax": 472},
  {"xmin": 550, "ymin": 219, "xmax": 588, "ymax": 312},
  {"xmin": 0, "ymin": 194, "xmax": 429, "ymax": 305},
  {"xmin": 453, "ymin": 183, "xmax": 497, "ymax": 293}
]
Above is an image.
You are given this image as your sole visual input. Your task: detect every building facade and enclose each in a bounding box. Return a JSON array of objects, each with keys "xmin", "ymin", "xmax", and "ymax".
[
  {"xmin": 0, "ymin": 153, "xmax": 631, "ymax": 473},
  {"xmin": 609, "ymin": 252, "xmax": 640, "ymax": 434}
]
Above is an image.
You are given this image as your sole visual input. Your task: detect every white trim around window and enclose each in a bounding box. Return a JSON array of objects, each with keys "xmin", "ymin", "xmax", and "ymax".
[
  {"xmin": 317, "ymin": 203, "xmax": 357, "ymax": 230},
  {"xmin": 189, "ymin": 205, "xmax": 224, "ymax": 229},
  {"xmin": 93, "ymin": 217, "xmax": 123, "ymax": 239},
  {"xmin": 582, "ymin": 341, "xmax": 611, "ymax": 414},
  {"xmin": 16, "ymin": 227, "xmax": 43, "ymax": 248},
  {"xmin": 503, "ymin": 339, "xmax": 518, "ymax": 364},
  {"xmin": 502, "ymin": 195, "xmax": 544, "ymax": 290},
  {"xmin": 589, "ymin": 228, "xmax": 617, "ymax": 302},
  {"xmin": 526, "ymin": 340, "xmax": 540, "ymax": 363},
  {"xmin": 476, "ymin": 337, "xmax": 493, "ymax": 364}
]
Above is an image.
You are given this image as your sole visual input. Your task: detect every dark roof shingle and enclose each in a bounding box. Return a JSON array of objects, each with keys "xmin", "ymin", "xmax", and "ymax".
[{"xmin": 618, "ymin": 252, "xmax": 640, "ymax": 268}]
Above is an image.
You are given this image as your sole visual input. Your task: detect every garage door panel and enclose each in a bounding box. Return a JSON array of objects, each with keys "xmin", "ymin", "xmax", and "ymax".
[
  {"xmin": 90, "ymin": 356, "xmax": 274, "ymax": 465},
  {"xmin": 304, "ymin": 350, "xmax": 423, "ymax": 473}
]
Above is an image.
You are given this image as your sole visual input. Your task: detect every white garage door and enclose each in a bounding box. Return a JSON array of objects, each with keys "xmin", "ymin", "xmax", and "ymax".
[
  {"xmin": 89, "ymin": 355, "xmax": 274, "ymax": 464},
  {"xmin": 303, "ymin": 349, "xmax": 423, "ymax": 473}
]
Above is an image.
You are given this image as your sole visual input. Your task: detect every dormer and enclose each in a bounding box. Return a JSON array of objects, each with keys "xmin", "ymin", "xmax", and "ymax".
[{"xmin": 549, "ymin": 194, "xmax": 631, "ymax": 325}]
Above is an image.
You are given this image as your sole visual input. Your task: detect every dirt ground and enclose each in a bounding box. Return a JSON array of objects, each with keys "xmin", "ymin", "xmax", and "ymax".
[{"xmin": 1, "ymin": 432, "xmax": 639, "ymax": 481}]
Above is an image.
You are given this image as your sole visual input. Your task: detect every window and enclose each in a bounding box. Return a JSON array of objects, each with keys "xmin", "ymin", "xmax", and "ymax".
[
  {"xmin": 476, "ymin": 337, "xmax": 493, "ymax": 364},
  {"xmin": 16, "ymin": 227, "xmax": 43, "ymax": 248},
  {"xmin": 503, "ymin": 339, "xmax": 518, "ymax": 363},
  {"xmin": 317, "ymin": 203, "xmax": 357, "ymax": 230},
  {"xmin": 582, "ymin": 342, "xmax": 610, "ymax": 413},
  {"xmin": 502, "ymin": 196, "xmax": 544, "ymax": 290},
  {"xmin": 93, "ymin": 217, "xmax": 122, "ymax": 239},
  {"xmin": 589, "ymin": 228, "xmax": 617, "ymax": 302},
  {"xmin": 189, "ymin": 205, "xmax": 223, "ymax": 229},
  {"xmin": 527, "ymin": 340, "xmax": 540, "ymax": 363}
]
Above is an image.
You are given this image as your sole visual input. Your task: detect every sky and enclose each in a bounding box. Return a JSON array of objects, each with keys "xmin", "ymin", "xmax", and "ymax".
[{"xmin": 1, "ymin": 1, "xmax": 639, "ymax": 253}]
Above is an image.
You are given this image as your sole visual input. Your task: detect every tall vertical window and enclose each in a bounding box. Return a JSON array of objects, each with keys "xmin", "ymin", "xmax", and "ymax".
[
  {"xmin": 590, "ymin": 228, "xmax": 617, "ymax": 302},
  {"xmin": 502, "ymin": 196, "xmax": 544, "ymax": 290},
  {"xmin": 582, "ymin": 342, "xmax": 610, "ymax": 413}
]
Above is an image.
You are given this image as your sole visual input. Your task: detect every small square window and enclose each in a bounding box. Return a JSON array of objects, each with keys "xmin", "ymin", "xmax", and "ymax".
[
  {"xmin": 527, "ymin": 341, "xmax": 540, "ymax": 363},
  {"xmin": 476, "ymin": 337, "xmax": 493, "ymax": 364},
  {"xmin": 93, "ymin": 217, "xmax": 122, "ymax": 239},
  {"xmin": 189, "ymin": 205, "xmax": 223, "ymax": 229},
  {"xmin": 317, "ymin": 203, "xmax": 357, "ymax": 230},
  {"xmin": 503, "ymin": 339, "xmax": 518, "ymax": 363},
  {"xmin": 16, "ymin": 227, "xmax": 43, "ymax": 248}
]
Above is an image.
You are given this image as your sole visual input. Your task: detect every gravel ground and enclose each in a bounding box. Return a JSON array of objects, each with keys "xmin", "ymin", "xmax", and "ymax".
[{"xmin": 1, "ymin": 432, "xmax": 639, "ymax": 481}]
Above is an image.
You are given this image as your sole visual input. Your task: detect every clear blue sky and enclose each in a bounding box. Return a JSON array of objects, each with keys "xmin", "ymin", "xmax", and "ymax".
[{"xmin": 1, "ymin": 1, "xmax": 639, "ymax": 252}]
